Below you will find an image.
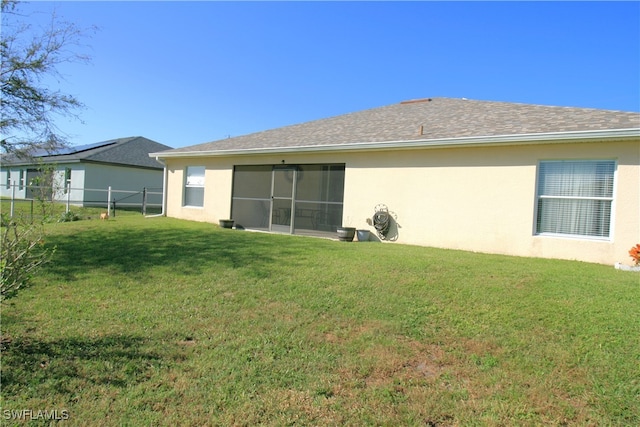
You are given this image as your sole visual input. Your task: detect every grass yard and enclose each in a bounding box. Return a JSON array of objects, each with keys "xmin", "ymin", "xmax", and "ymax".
[{"xmin": 1, "ymin": 215, "xmax": 639, "ymax": 426}]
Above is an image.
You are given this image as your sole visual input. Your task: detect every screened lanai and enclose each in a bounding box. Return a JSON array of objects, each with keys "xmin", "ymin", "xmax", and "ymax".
[{"xmin": 231, "ymin": 164, "xmax": 345, "ymax": 237}]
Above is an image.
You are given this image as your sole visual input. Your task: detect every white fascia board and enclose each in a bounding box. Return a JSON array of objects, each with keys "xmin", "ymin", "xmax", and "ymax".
[
  {"xmin": 149, "ymin": 128, "xmax": 640, "ymax": 159},
  {"xmin": 1, "ymin": 158, "xmax": 83, "ymax": 167}
]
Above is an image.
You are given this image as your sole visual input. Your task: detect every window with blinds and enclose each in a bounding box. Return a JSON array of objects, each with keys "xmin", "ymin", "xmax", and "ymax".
[
  {"xmin": 535, "ymin": 160, "xmax": 615, "ymax": 238},
  {"xmin": 183, "ymin": 166, "xmax": 205, "ymax": 207}
]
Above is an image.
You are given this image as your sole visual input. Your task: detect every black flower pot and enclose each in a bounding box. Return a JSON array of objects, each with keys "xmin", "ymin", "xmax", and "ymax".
[
  {"xmin": 337, "ymin": 227, "xmax": 356, "ymax": 242},
  {"xmin": 219, "ymin": 219, "xmax": 234, "ymax": 229}
]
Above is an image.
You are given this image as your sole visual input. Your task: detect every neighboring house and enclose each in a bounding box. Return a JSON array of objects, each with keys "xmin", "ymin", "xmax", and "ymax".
[
  {"xmin": 1, "ymin": 136, "xmax": 172, "ymax": 208},
  {"xmin": 149, "ymin": 98, "xmax": 640, "ymax": 266}
]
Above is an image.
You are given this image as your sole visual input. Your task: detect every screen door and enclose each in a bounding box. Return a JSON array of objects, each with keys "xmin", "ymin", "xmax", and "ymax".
[{"xmin": 270, "ymin": 167, "xmax": 296, "ymax": 233}]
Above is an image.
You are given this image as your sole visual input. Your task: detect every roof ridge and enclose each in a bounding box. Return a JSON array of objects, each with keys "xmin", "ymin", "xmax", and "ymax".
[{"xmin": 155, "ymin": 98, "xmax": 639, "ymax": 156}]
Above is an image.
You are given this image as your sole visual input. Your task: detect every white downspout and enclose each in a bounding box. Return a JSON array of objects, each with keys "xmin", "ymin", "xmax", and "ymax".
[{"xmin": 147, "ymin": 156, "xmax": 167, "ymax": 217}]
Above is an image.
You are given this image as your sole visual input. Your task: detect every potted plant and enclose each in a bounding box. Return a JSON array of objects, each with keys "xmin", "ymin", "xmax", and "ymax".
[
  {"xmin": 356, "ymin": 229, "xmax": 370, "ymax": 242},
  {"xmin": 615, "ymin": 244, "xmax": 640, "ymax": 272},
  {"xmin": 219, "ymin": 219, "xmax": 234, "ymax": 229},
  {"xmin": 337, "ymin": 226, "xmax": 356, "ymax": 242}
]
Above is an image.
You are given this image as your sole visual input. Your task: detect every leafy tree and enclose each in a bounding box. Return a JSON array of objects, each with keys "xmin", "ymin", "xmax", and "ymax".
[
  {"xmin": 0, "ymin": 0, "xmax": 92, "ymax": 305},
  {"xmin": 0, "ymin": 0, "xmax": 94, "ymax": 157},
  {"xmin": 28, "ymin": 161, "xmax": 64, "ymax": 220}
]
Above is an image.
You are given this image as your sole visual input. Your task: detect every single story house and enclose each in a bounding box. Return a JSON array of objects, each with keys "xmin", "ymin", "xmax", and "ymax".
[
  {"xmin": 150, "ymin": 98, "xmax": 640, "ymax": 266},
  {"xmin": 1, "ymin": 136, "xmax": 172, "ymax": 208}
]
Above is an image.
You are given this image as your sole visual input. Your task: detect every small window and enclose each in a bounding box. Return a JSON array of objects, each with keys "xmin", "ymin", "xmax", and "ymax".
[
  {"xmin": 535, "ymin": 160, "xmax": 615, "ymax": 239},
  {"xmin": 5, "ymin": 171, "xmax": 10, "ymax": 189},
  {"xmin": 64, "ymin": 168, "xmax": 71, "ymax": 193},
  {"xmin": 184, "ymin": 166, "xmax": 205, "ymax": 207},
  {"xmin": 19, "ymin": 170, "xmax": 25, "ymax": 190}
]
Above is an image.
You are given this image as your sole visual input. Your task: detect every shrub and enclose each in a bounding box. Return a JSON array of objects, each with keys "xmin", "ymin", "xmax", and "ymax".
[
  {"xmin": 0, "ymin": 221, "xmax": 55, "ymax": 302},
  {"xmin": 629, "ymin": 244, "xmax": 640, "ymax": 266},
  {"xmin": 58, "ymin": 211, "xmax": 80, "ymax": 222}
]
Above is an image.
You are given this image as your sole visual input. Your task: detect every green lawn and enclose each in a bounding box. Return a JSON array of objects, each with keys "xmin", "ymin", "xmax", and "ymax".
[{"xmin": 1, "ymin": 215, "xmax": 639, "ymax": 426}]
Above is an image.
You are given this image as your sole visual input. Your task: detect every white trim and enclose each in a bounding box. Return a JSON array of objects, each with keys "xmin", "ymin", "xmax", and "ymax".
[
  {"xmin": 150, "ymin": 128, "xmax": 640, "ymax": 159},
  {"xmin": 609, "ymin": 161, "xmax": 619, "ymax": 244},
  {"xmin": 534, "ymin": 233, "xmax": 612, "ymax": 243}
]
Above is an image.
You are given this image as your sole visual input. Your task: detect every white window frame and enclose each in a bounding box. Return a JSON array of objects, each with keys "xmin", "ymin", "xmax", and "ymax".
[
  {"xmin": 535, "ymin": 159, "xmax": 616, "ymax": 240},
  {"xmin": 183, "ymin": 166, "xmax": 205, "ymax": 207}
]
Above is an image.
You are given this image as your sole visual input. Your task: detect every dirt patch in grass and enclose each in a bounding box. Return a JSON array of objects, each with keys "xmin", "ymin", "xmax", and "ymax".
[
  {"xmin": 313, "ymin": 331, "xmax": 602, "ymax": 425},
  {"xmin": 324, "ymin": 337, "xmax": 455, "ymax": 423}
]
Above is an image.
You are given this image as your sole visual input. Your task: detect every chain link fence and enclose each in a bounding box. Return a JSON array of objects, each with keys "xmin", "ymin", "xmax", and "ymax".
[{"xmin": 2, "ymin": 183, "xmax": 163, "ymax": 222}]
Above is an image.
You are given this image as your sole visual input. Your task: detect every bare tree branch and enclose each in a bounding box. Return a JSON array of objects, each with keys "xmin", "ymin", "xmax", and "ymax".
[{"xmin": 0, "ymin": 0, "xmax": 95, "ymax": 157}]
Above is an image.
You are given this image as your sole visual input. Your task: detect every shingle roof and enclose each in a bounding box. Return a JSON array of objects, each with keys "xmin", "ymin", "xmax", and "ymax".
[
  {"xmin": 156, "ymin": 98, "xmax": 640, "ymax": 156},
  {"xmin": 3, "ymin": 136, "xmax": 172, "ymax": 168}
]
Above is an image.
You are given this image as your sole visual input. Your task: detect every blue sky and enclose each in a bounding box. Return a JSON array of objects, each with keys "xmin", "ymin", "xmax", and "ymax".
[{"xmin": 15, "ymin": 1, "xmax": 640, "ymax": 149}]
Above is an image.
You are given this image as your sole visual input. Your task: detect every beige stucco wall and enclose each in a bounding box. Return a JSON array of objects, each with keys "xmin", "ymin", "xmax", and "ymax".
[{"xmin": 162, "ymin": 138, "xmax": 639, "ymax": 265}]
